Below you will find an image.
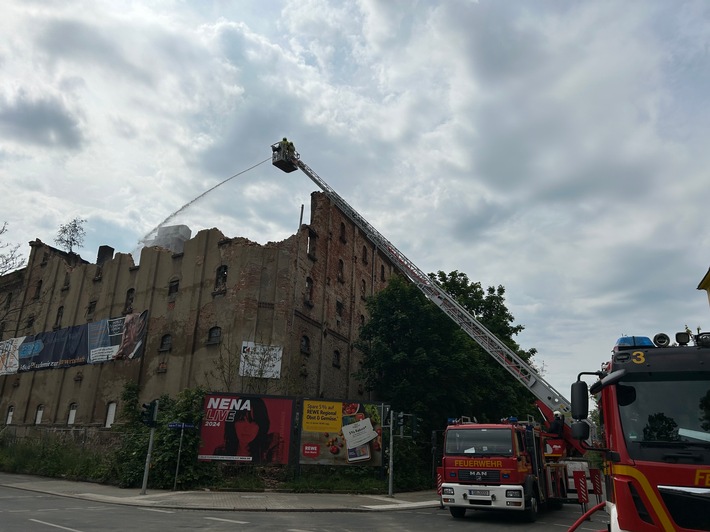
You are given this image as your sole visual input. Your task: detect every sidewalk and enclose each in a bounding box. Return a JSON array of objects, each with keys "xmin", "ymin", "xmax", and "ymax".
[{"xmin": 0, "ymin": 473, "xmax": 440, "ymax": 512}]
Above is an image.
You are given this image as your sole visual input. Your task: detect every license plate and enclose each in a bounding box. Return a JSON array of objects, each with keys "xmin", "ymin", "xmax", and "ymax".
[{"xmin": 468, "ymin": 489, "xmax": 489, "ymax": 496}]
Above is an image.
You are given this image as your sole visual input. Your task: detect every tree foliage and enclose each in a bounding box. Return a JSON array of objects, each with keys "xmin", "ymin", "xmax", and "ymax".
[
  {"xmin": 54, "ymin": 217, "xmax": 86, "ymax": 253},
  {"xmin": 356, "ymin": 272, "xmax": 538, "ymax": 440}
]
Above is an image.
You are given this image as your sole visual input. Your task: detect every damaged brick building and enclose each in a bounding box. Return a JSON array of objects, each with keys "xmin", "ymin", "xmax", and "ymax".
[{"xmin": 0, "ymin": 192, "xmax": 396, "ymax": 432}]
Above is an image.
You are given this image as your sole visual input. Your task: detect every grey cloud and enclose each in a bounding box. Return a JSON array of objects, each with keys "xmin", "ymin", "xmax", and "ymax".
[
  {"xmin": 0, "ymin": 92, "xmax": 84, "ymax": 149},
  {"xmin": 37, "ymin": 18, "xmax": 154, "ymax": 85}
]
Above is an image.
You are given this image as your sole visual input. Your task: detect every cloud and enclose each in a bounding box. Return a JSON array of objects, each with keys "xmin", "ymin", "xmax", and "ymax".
[{"xmin": 0, "ymin": 90, "xmax": 85, "ymax": 149}]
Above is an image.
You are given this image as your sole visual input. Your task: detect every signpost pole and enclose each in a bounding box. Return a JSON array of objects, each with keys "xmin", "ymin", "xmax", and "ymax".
[
  {"xmin": 173, "ymin": 425, "xmax": 185, "ymax": 491},
  {"xmin": 388, "ymin": 408, "xmax": 394, "ymax": 497},
  {"xmin": 140, "ymin": 400, "xmax": 158, "ymax": 495}
]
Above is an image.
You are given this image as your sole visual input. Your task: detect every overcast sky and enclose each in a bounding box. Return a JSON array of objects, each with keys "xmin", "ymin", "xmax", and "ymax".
[{"xmin": 2, "ymin": 0, "xmax": 709, "ymax": 400}]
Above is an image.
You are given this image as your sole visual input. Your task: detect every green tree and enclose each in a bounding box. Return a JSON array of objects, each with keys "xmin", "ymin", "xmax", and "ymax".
[
  {"xmin": 54, "ymin": 217, "xmax": 86, "ymax": 253},
  {"xmin": 356, "ymin": 272, "xmax": 537, "ymax": 440}
]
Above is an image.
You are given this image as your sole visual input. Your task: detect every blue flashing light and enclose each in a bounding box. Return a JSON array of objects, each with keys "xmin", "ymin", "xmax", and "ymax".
[{"xmin": 614, "ymin": 336, "xmax": 654, "ymax": 351}]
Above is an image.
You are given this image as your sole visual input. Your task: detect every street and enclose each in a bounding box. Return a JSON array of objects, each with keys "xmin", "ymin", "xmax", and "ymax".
[{"xmin": 0, "ymin": 485, "xmax": 608, "ymax": 531}]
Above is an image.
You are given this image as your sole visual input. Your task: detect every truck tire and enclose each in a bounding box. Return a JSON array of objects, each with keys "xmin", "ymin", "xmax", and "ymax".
[
  {"xmin": 523, "ymin": 495, "xmax": 538, "ymax": 523},
  {"xmin": 449, "ymin": 507, "xmax": 467, "ymax": 518}
]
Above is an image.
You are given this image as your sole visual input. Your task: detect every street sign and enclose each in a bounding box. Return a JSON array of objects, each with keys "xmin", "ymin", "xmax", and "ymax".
[{"xmin": 168, "ymin": 422, "xmax": 195, "ymax": 429}]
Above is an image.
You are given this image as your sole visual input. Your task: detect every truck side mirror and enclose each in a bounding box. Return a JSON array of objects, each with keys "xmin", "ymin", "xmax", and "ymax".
[
  {"xmin": 571, "ymin": 380, "xmax": 589, "ymax": 420},
  {"xmin": 571, "ymin": 420, "xmax": 590, "ymax": 441}
]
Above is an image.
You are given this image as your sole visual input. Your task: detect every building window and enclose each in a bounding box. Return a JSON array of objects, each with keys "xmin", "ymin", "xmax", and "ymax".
[
  {"xmin": 336, "ymin": 301, "xmax": 344, "ymax": 322},
  {"xmin": 305, "ymin": 277, "xmax": 314, "ymax": 306},
  {"xmin": 34, "ymin": 280, "xmax": 42, "ymax": 299},
  {"xmin": 215, "ymin": 265, "xmax": 228, "ymax": 292},
  {"xmin": 124, "ymin": 288, "xmax": 135, "ymax": 313},
  {"xmin": 307, "ymin": 229, "xmax": 317, "ymax": 258},
  {"xmin": 54, "ymin": 306, "xmax": 64, "ymax": 329},
  {"xmin": 35, "ymin": 405, "xmax": 44, "ymax": 425},
  {"xmin": 380, "ymin": 264, "xmax": 386, "ymax": 282},
  {"xmin": 62, "ymin": 272, "xmax": 70, "ymax": 290},
  {"xmin": 339, "ymin": 222, "xmax": 347, "ymax": 243},
  {"xmin": 0, "ymin": 321, "xmax": 5, "ymax": 339},
  {"xmin": 207, "ymin": 326, "xmax": 222, "ymax": 345},
  {"xmin": 300, "ymin": 335, "xmax": 311, "ymax": 354},
  {"xmin": 360, "ymin": 314, "xmax": 365, "ymax": 328},
  {"xmin": 105, "ymin": 402, "xmax": 117, "ymax": 428},
  {"xmin": 67, "ymin": 403, "xmax": 78, "ymax": 426},
  {"xmin": 4, "ymin": 292, "xmax": 12, "ymax": 310},
  {"xmin": 159, "ymin": 334, "xmax": 172, "ymax": 352},
  {"xmin": 87, "ymin": 300, "xmax": 97, "ymax": 319},
  {"xmin": 94, "ymin": 265, "xmax": 103, "ymax": 281},
  {"xmin": 168, "ymin": 278, "xmax": 179, "ymax": 298},
  {"xmin": 6, "ymin": 406, "xmax": 14, "ymax": 425},
  {"xmin": 332, "ymin": 350, "xmax": 341, "ymax": 368},
  {"xmin": 26, "ymin": 315, "xmax": 35, "ymax": 329},
  {"xmin": 337, "ymin": 259, "xmax": 345, "ymax": 282},
  {"xmin": 361, "ymin": 279, "xmax": 366, "ymax": 299}
]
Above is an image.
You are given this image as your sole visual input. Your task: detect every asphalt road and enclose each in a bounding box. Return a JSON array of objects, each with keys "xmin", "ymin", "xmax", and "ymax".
[{"xmin": 0, "ymin": 485, "xmax": 609, "ymax": 531}]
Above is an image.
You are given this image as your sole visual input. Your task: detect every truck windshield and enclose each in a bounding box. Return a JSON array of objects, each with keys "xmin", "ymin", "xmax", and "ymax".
[
  {"xmin": 618, "ymin": 374, "xmax": 710, "ymax": 462},
  {"xmin": 444, "ymin": 428, "xmax": 513, "ymax": 456}
]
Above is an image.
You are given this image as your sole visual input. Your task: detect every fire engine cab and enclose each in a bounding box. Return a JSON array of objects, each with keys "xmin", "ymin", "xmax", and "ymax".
[{"xmin": 440, "ymin": 416, "xmax": 568, "ymax": 522}]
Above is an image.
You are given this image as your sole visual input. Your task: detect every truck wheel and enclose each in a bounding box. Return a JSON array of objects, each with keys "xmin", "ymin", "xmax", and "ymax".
[
  {"xmin": 524, "ymin": 495, "xmax": 538, "ymax": 522},
  {"xmin": 449, "ymin": 507, "xmax": 466, "ymax": 518}
]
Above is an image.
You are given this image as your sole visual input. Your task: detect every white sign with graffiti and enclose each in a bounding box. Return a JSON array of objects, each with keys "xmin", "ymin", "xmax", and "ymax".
[{"xmin": 239, "ymin": 341, "xmax": 283, "ymax": 379}]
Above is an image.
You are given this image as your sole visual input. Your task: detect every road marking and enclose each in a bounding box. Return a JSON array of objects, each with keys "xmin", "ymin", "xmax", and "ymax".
[
  {"xmin": 205, "ymin": 517, "xmax": 250, "ymax": 524},
  {"xmin": 138, "ymin": 508, "xmax": 175, "ymax": 513},
  {"xmin": 29, "ymin": 519, "xmax": 84, "ymax": 532}
]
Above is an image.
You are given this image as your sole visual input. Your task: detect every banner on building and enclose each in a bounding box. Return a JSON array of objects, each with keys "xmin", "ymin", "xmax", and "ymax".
[
  {"xmin": 198, "ymin": 393, "xmax": 294, "ymax": 464},
  {"xmin": 299, "ymin": 400, "xmax": 383, "ymax": 466},
  {"xmin": 88, "ymin": 311, "xmax": 148, "ymax": 362},
  {"xmin": 0, "ymin": 311, "xmax": 148, "ymax": 375},
  {"xmin": 239, "ymin": 342, "xmax": 282, "ymax": 379}
]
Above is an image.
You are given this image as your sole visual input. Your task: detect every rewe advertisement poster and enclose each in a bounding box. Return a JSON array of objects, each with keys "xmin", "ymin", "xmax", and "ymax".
[{"xmin": 299, "ymin": 400, "xmax": 383, "ymax": 467}]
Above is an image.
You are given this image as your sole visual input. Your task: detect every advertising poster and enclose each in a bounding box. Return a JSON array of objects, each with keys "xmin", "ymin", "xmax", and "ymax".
[
  {"xmin": 198, "ymin": 394, "xmax": 294, "ymax": 464},
  {"xmin": 0, "ymin": 311, "xmax": 148, "ymax": 374},
  {"xmin": 299, "ymin": 400, "xmax": 383, "ymax": 466},
  {"xmin": 0, "ymin": 336, "xmax": 24, "ymax": 375},
  {"xmin": 88, "ymin": 311, "xmax": 148, "ymax": 362},
  {"xmin": 17, "ymin": 325, "xmax": 89, "ymax": 372}
]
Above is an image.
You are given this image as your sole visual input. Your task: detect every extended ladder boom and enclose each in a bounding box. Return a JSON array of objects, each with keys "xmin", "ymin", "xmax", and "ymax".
[{"xmin": 273, "ymin": 145, "xmax": 570, "ymax": 415}]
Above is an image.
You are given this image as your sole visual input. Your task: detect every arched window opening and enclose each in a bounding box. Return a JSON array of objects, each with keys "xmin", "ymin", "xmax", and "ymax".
[
  {"xmin": 54, "ymin": 306, "xmax": 64, "ymax": 329},
  {"xmin": 362, "ymin": 246, "xmax": 368, "ymax": 264},
  {"xmin": 215, "ymin": 265, "xmax": 228, "ymax": 291},
  {"xmin": 105, "ymin": 402, "xmax": 117, "ymax": 428},
  {"xmin": 67, "ymin": 403, "xmax": 78, "ymax": 425},
  {"xmin": 35, "ymin": 405, "xmax": 45, "ymax": 425},
  {"xmin": 6, "ymin": 405, "xmax": 14, "ymax": 425},
  {"xmin": 124, "ymin": 288, "xmax": 135, "ymax": 313},
  {"xmin": 207, "ymin": 326, "xmax": 222, "ymax": 345},
  {"xmin": 332, "ymin": 350, "xmax": 341, "ymax": 368},
  {"xmin": 159, "ymin": 334, "xmax": 172, "ymax": 352},
  {"xmin": 300, "ymin": 335, "xmax": 311, "ymax": 354}
]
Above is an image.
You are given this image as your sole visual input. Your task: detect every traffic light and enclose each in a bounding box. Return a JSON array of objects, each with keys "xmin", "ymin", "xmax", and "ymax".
[
  {"xmin": 396, "ymin": 411, "xmax": 405, "ymax": 428},
  {"xmin": 141, "ymin": 400, "xmax": 158, "ymax": 427}
]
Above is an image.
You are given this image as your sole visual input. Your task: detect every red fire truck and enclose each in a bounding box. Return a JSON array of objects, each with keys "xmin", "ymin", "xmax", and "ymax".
[
  {"xmin": 571, "ymin": 331, "xmax": 710, "ymax": 531},
  {"xmin": 439, "ymin": 416, "xmax": 569, "ymax": 521}
]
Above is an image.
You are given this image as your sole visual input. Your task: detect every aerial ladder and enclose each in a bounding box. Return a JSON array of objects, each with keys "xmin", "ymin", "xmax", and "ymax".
[{"xmin": 270, "ymin": 141, "xmax": 584, "ymax": 453}]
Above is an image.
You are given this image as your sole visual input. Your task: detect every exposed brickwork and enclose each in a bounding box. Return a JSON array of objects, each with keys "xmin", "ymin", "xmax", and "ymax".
[{"xmin": 0, "ymin": 192, "xmax": 396, "ymax": 432}]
